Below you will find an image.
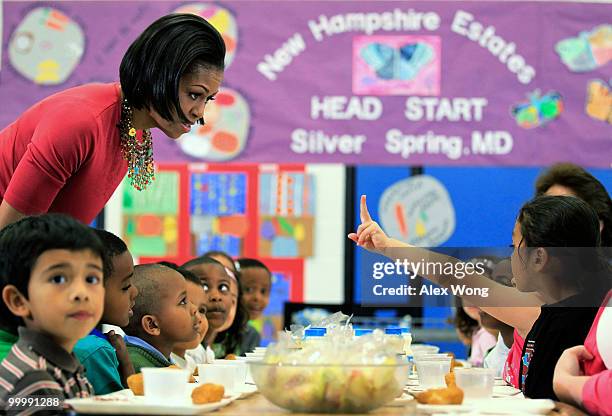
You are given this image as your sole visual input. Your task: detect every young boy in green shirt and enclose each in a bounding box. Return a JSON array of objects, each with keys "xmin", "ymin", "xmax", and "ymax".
[
  {"xmin": 74, "ymin": 229, "xmax": 138, "ymax": 394},
  {"xmin": 123, "ymin": 264, "xmax": 200, "ymax": 373}
]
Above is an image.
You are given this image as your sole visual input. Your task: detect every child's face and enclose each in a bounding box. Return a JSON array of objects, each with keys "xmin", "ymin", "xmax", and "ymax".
[
  {"xmin": 217, "ymin": 279, "xmax": 238, "ymax": 332},
  {"xmin": 174, "ymin": 281, "xmax": 209, "ymax": 351},
  {"xmin": 191, "ymin": 264, "xmax": 234, "ymax": 331},
  {"xmin": 103, "ymin": 251, "xmax": 138, "ymax": 327},
  {"xmin": 23, "ymin": 249, "xmax": 104, "ymax": 350},
  {"xmin": 510, "ymin": 221, "xmax": 534, "ymax": 292},
  {"xmin": 241, "ymin": 267, "xmax": 271, "ymax": 320},
  {"xmin": 156, "ymin": 270, "xmax": 199, "ymax": 344}
]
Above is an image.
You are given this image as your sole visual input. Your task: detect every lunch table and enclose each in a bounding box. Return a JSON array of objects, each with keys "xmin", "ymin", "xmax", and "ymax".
[{"xmin": 213, "ymin": 393, "xmax": 588, "ymax": 416}]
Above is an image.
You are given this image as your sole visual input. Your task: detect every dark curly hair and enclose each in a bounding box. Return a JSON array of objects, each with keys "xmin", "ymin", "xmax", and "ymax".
[{"xmin": 535, "ymin": 163, "xmax": 612, "ymax": 246}]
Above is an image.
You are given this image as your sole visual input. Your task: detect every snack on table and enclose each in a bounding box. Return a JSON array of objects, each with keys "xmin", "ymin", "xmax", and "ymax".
[
  {"xmin": 445, "ymin": 372, "xmax": 456, "ymax": 387},
  {"xmin": 415, "ymin": 384, "xmax": 464, "ymax": 405},
  {"xmin": 191, "ymin": 383, "xmax": 225, "ymax": 404},
  {"xmin": 225, "ymin": 354, "xmax": 237, "ymax": 360},
  {"xmin": 126, "ymin": 373, "xmax": 144, "ymax": 396},
  {"xmin": 193, "ymin": 366, "xmax": 199, "ymax": 376}
]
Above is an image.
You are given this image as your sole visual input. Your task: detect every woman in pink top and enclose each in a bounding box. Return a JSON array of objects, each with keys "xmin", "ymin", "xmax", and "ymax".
[
  {"xmin": 553, "ymin": 290, "xmax": 612, "ymax": 416},
  {"xmin": 0, "ymin": 14, "xmax": 225, "ymax": 229}
]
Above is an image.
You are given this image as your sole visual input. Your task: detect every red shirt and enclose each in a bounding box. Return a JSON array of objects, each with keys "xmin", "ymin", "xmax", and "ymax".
[
  {"xmin": 0, "ymin": 83, "xmax": 127, "ymax": 224},
  {"xmin": 582, "ymin": 290, "xmax": 611, "ymax": 416}
]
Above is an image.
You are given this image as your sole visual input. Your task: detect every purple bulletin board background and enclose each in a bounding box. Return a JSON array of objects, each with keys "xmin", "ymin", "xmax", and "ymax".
[{"xmin": 1, "ymin": 1, "xmax": 611, "ymax": 167}]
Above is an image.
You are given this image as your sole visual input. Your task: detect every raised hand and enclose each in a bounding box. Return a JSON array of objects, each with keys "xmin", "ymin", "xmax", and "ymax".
[{"xmin": 347, "ymin": 195, "xmax": 391, "ymax": 252}]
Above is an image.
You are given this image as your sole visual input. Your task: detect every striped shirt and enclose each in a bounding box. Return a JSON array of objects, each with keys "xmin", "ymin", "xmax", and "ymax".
[{"xmin": 0, "ymin": 327, "xmax": 93, "ymax": 415}]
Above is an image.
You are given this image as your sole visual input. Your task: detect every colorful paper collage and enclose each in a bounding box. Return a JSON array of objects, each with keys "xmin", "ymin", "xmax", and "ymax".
[
  {"xmin": 8, "ymin": 7, "xmax": 84, "ymax": 85},
  {"xmin": 122, "ymin": 171, "xmax": 179, "ymax": 257},
  {"xmin": 353, "ymin": 35, "xmax": 441, "ymax": 95},
  {"xmin": 190, "ymin": 172, "xmax": 248, "ymax": 257},
  {"xmin": 259, "ymin": 173, "xmax": 315, "ymax": 258},
  {"xmin": 379, "ymin": 175, "xmax": 456, "ymax": 247},
  {"xmin": 178, "ymin": 88, "xmax": 251, "ymax": 162}
]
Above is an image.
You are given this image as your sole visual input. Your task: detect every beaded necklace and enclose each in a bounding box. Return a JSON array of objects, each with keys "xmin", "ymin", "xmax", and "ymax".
[{"xmin": 118, "ymin": 99, "xmax": 155, "ymax": 191}]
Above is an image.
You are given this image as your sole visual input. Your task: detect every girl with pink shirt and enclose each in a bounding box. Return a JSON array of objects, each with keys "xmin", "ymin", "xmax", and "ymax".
[{"xmin": 554, "ymin": 291, "xmax": 612, "ymax": 416}]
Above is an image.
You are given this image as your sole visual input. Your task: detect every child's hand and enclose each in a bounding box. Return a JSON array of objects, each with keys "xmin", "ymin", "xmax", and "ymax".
[
  {"xmin": 553, "ymin": 345, "xmax": 593, "ymax": 407},
  {"xmin": 555, "ymin": 345, "xmax": 593, "ymax": 378},
  {"xmin": 348, "ymin": 195, "xmax": 391, "ymax": 252},
  {"xmin": 107, "ymin": 330, "xmax": 135, "ymax": 386}
]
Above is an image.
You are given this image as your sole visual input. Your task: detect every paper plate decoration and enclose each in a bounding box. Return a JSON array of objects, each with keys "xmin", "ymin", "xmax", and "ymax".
[
  {"xmin": 586, "ymin": 80, "xmax": 612, "ymax": 124},
  {"xmin": 379, "ymin": 175, "xmax": 455, "ymax": 247},
  {"xmin": 555, "ymin": 25, "xmax": 611, "ymax": 72},
  {"xmin": 353, "ymin": 35, "xmax": 440, "ymax": 95},
  {"xmin": 8, "ymin": 7, "xmax": 85, "ymax": 85},
  {"xmin": 511, "ymin": 90, "xmax": 564, "ymax": 129},
  {"xmin": 173, "ymin": 3, "xmax": 238, "ymax": 68},
  {"xmin": 178, "ymin": 88, "xmax": 250, "ymax": 161}
]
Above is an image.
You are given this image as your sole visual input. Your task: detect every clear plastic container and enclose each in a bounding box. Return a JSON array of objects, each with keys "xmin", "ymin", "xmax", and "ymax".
[
  {"xmin": 354, "ymin": 328, "xmax": 374, "ymax": 337},
  {"xmin": 250, "ymin": 361, "xmax": 410, "ymax": 413},
  {"xmin": 454, "ymin": 368, "xmax": 495, "ymax": 399},
  {"xmin": 414, "ymin": 356, "xmax": 452, "ymax": 388},
  {"xmin": 384, "ymin": 327, "xmax": 404, "ymax": 354},
  {"xmin": 303, "ymin": 327, "xmax": 327, "ymax": 347}
]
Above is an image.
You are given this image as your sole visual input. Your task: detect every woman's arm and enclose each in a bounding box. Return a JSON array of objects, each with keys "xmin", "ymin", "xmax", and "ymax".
[
  {"xmin": 348, "ymin": 195, "xmax": 544, "ymax": 334},
  {"xmin": 0, "ymin": 200, "xmax": 26, "ymax": 230}
]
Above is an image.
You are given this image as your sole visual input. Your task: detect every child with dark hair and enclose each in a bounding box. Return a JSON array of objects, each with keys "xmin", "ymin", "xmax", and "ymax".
[
  {"xmin": 124, "ymin": 264, "xmax": 200, "ymax": 373},
  {"xmin": 0, "ymin": 225, "xmax": 18, "ymax": 362},
  {"xmin": 169, "ymin": 267, "xmax": 209, "ymax": 373},
  {"xmin": 237, "ymin": 258, "xmax": 271, "ymax": 351},
  {"xmin": 535, "ymin": 162, "xmax": 612, "ymax": 246},
  {"xmin": 0, "ymin": 214, "xmax": 104, "ymax": 412},
  {"xmin": 479, "ymin": 259, "xmax": 516, "ymax": 376},
  {"xmin": 351, "ymin": 194, "xmax": 610, "ymax": 400},
  {"xmin": 183, "ymin": 257, "xmax": 249, "ymax": 358},
  {"xmin": 202, "ymin": 250, "xmax": 238, "ymax": 275},
  {"xmin": 74, "ymin": 229, "xmax": 138, "ymax": 394}
]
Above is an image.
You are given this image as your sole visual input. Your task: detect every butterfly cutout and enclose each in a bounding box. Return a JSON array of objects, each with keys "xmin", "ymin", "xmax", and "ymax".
[
  {"xmin": 586, "ymin": 80, "xmax": 612, "ymax": 124},
  {"xmin": 511, "ymin": 90, "xmax": 564, "ymax": 129},
  {"xmin": 360, "ymin": 42, "xmax": 433, "ymax": 81}
]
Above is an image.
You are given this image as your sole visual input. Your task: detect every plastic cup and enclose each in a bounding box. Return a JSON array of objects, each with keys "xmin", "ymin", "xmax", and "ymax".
[
  {"xmin": 142, "ymin": 367, "xmax": 190, "ymax": 403},
  {"xmin": 413, "ymin": 353, "xmax": 452, "ymax": 362},
  {"xmin": 454, "ymin": 368, "xmax": 495, "ymax": 399},
  {"xmin": 415, "ymin": 356, "xmax": 452, "ymax": 388},
  {"xmin": 411, "ymin": 344, "xmax": 440, "ymax": 354},
  {"xmin": 213, "ymin": 359, "xmax": 248, "ymax": 385},
  {"xmin": 198, "ymin": 363, "xmax": 241, "ymax": 394}
]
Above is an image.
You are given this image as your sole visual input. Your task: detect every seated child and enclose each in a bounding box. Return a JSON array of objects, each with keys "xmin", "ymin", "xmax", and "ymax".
[
  {"xmin": 123, "ymin": 264, "xmax": 200, "ymax": 373},
  {"xmin": 168, "ymin": 267, "xmax": 209, "ymax": 373},
  {"xmin": 74, "ymin": 229, "xmax": 138, "ymax": 394},
  {"xmin": 183, "ymin": 257, "xmax": 248, "ymax": 358},
  {"xmin": 0, "ymin": 215, "xmax": 104, "ymax": 412},
  {"xmin": 237, "ymin": 258, "xmax": 272, "ymax": 351},
  {"xmin": 202, "ymin": 250, "xmax": 238, "ymax": 275},
  {"xmin": 554, "ymin": 290, "xmax": 612, "ymax": 415},
  {"xmin": 479, "ymin": 259, "xmax": 515, "ymax": 376}
]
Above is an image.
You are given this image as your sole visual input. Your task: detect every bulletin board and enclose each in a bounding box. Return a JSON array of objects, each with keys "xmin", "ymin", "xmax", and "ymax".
[
  {"xmin": 121, "ymin": 163, "xmax": 315, "ymax": 344},
  {"xmin": 353, "ymin": 166, "xmax": 612, "ymax": 304}
]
